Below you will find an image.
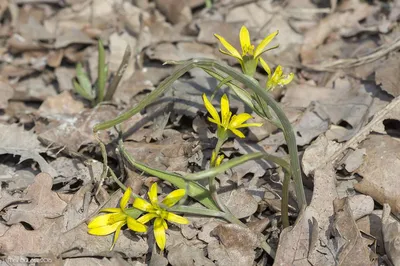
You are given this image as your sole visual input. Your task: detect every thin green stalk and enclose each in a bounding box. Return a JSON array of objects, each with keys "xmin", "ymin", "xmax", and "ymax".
[
  {"xmin": 209, "ymin": 138, "xmax": 231, "ymax": 213},
  {"xmin": 96, "ymin": 39, "xmax": 106, "ymax": 104},
  {"xmin": 281, "ymin": 170, "xmax": 291, "ymax": 228}
]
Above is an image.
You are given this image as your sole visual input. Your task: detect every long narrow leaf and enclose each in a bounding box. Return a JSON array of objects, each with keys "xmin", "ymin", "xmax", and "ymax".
[
  {"xmin": 73, "ymin": 78, "xmax": 95, "ymax": 100},
  {"xmin": 96, "ymin": 39, "xmax": 106, "ymax": 104}
]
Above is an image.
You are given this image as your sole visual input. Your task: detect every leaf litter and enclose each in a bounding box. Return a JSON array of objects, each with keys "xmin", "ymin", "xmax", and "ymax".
[{"xmin": 0, "ymin": 0, "xmax": 400, "ymax": 265}]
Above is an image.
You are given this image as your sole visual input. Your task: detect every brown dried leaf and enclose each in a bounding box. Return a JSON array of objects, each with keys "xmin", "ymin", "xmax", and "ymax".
[
  {"xmin": 300, "ymin": 2, "xmax": 378, "ymax": 64},
  {"xmin": 332, "ymin": 198, "xmax": 373, "ymax": 266},
  {"xmin": 375, "ymin": 53, "xmax": 400, "ymax": 97},
  {"xmin": 4, "ymin": 173, "xmax": 67, "ymax": 229},
  {"xmin": 382, "ymin": 203, "xmax": 400, "ymax": 266},
  {"xmin": 155, "ymin": 0, "xmax": 192, "ymax": 25},
  {"xmin": 38, "ymin": 105, "xmax": 118, "ymax": 152},
  {"xmin": 38, "ymin": 91, "xmax": 85, "ymax": 116},
  {"xmin": 208, "ymin": 224, "xmax": 260, "ymax": 266},
  {"xmin": 146, "ymin": 42, "xmax": 217, "ymax": 62},
  {"xmin": 124, "ymin": 129, "xmax": 196, "ymax": 172},
  {"xmin": 0, "ymin": 124, "xmax": 57, "ymax": 176},
  {"xmin": 354, "ymin": 134, "xmax": 400, "ymax": 214},
  {"xmin": 0, "ymin": 79, "xmax": 14, "ymax": 109}
]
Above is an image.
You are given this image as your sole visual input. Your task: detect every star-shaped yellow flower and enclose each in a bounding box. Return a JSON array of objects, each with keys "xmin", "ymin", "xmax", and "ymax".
[
  {"xmin": 260, "ymin": 59, "xmax": 294, "ymax": 91},
  {"xmin": 202, "ymin": 93, "xmax": 262, "ymax": 139},
  {"xmin": 133, "ymin": 183, "xmax": 189, "ymax": 250},
  {"xmin": 214, "ymin": 25, "xmax": 278, "ymax": 76},
  {"xmin": 88, "ymin": 188, "xmax": 147, "ymax": 250}
]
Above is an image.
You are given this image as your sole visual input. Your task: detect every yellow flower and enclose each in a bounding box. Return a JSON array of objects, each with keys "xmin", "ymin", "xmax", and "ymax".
[
  {"xmin": 260, "ymin": 60, "xmax": 294, "ymax": 91},
  {"xmin": 133, "ymin": 183, "xmax": 189, "ymax": 250},
  {"xmin": 202, "ymin": 93, "xmax": 262, "ymax": 139},
  {"xmin": 214, "ymin": 25, "xmax": 278, "ymax": 76},
  {"xmin": 88, "ymin": 188, "xmax": 147, "ymax": 250}
]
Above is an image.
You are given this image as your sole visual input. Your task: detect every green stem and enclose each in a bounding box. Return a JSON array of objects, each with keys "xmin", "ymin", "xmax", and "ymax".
[
  {"xmin": 281, "ymin": 170, "xmax": 290, "ymax": 228},
  {"xmin": 96, "ymin": 39, "xmax": 106, "ymax": 104},
  {"xmin": 209, "ymin": 137, "xmax": 231, "ymax": 213}
]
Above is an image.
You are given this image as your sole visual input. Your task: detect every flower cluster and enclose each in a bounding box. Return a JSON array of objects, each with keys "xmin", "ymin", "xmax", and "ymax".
[
  {"xmin": 215, "ymin": 25, "xmax": 294, "ymax": 90},
  {"xmin": 88, "ymin": 184, "xmax": 188, "ymax": 251}
]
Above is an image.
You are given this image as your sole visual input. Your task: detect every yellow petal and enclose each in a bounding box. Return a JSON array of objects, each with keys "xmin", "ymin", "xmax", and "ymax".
[
  {"xmin": 99, "ymin": 208, "xmax": 121, "ymax": 213},
  {"xmin": 215, "ymin": 154, "xmax": 224, "ymax": 167},
  {"xmin": 254, "ymin": 30, "xmax": 278, "ymax": 58},
  {"xmin": 230, "ymin": 128, "xmax": 246, "ymax": 138},
  {"xmin": 88, "ymin": 220, "xmax": 125, "ymax": 236},
  {"xmin": 137, "ymin": 213, "xmax": 158, "ymax": 224},
  {"xmin": 235, "ymin": 123, "xmax": 263, "ymax": 129},
  {"xmin": 88, "ymin": 213, "xmax": 126, "ymax": 228},
  {"xmin": 259, "ymin": 57, "xmax": 271, "ymax": 76},
  {"xmin": 127, "ymin": 216, "xmax": 147, "ymax": 232},
  {"xmin": 229, "ymin": 113, "xmax": 252, "ymax": 128},
  {"xmin": 273, "ymin": 65, "xmax": 283, "ymax": 79},
  {"xmin": 207, "ymin": 117, "xmax": 222, "ymax": 127},
  {"xmin": 239, "ymin": 26, "xmax": 251, "ymax": 55},
  {"xmin": 220, "ymin": 94, "xmax": 230, "ymax": 126},
  {"xmin": 120, "ymin": 188, "xmax": 131, "ymax": 210},
  {"xmin": 165, "ymin": 212, "xmax": 189, "ymax": 225},
  {"xmin": 278, "ymin": 73, "xmax": 294, "ymax": 86},
  {"xmin": 148, "ymin": 183, "xmax": 159, "ymax": 207},
  {"xmin": 214, "ymin": 34, "xmax": 242, "ymax": 60},
  {"xmin": 203, "ymin": 94, "xmax": 221, "ymax": 124},
  {"xmin": 162, "ymin": 189, "xmax": 186, "ymax": 207},
  {"xmin": 133, "ymin": 198, "xmax": 154, "ymax": 212},
  {"xmin": 154, "ymin": 217, "xmax": 166, "ymax": 250},
  {"xmin": 110, "ymin": 221, "xmax": 125, "ymax": 250}
]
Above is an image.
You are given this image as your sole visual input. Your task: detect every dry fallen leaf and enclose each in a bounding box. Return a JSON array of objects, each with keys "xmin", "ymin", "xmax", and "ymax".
[
  {"xmin": 382, "ymin": 203, "xmax": 400, "ymax": 266},
  {"xmin": 38, "ymin": 105, "xmax": 118, "ymax": 152},
  {"xmin": 0, "ymin": 124, "xmax": 57, "ymax": 176},
  {"xmin": 208, "ymin": 224, "xmax": 260, "ymax": 266},
  {"xmin": 375, "ymin": 53, "xmax": 400, "ymax": 97},
  {"xmin": 4, "ymin": 173, "xmax": 67, "ymax": 229},
  {"xmin": 354, "ymin": 134, "xmax": 400, "ymax": 214},
  {"xmin": 332, "ymin": 198, "xmax": 374, "ymax": 266},
  {"xmin": 124, "ymin": 129, "xmax": 197, "ymax": 172}
]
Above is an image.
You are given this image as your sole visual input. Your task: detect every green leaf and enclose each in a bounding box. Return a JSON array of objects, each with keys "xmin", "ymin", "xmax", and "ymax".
[
  {"xmin": 73, "ymin": 78, "xmax": 95, "ymax": 100},
  {"xmin": 76, "ymin": 63, "xmax": 94, "ymax": 95},
  {"xmin": 124, "ymin": 207, "xmax": 142, "ymax": 219},
  {"xmin": 96, "ymin": 39, "xmax": 106, "ymax": 104}
]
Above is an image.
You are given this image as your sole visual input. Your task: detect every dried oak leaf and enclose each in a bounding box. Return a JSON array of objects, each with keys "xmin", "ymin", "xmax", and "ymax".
[
  {"xmin": 4, "ymin": 173, "xmax": 67, "ymax": 229},
  {"xmin": 375, "ymin": 53, "xmax": 400, "ymax": 97},
  {"xmin": 123, "ymin": 129, "xmax": 197, "ymax": 172},
  {"xmin": 382, "ymin": 203, "xmax": 400, "ymax": 266},
  {"xmin": 38, "ymin": 105, "xmax": 118, "ymax": 152},
  {"xmin": 0, "ymin": 123, "xmax": 57, "ymax": 176},
  {"xmin": 0, "ymin": 79, "xmax": 14, "ymax": 109},
  {"xmin": 208, "ymin": 224, "xmax": 260, "ymax": 266},
  {"xmin": 354, "ymin": 134, "xmax": 400, "ymax": 214},
  {"xmin": 332, "ymin": 198, "xmax": 373, "ymax": 266}
]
